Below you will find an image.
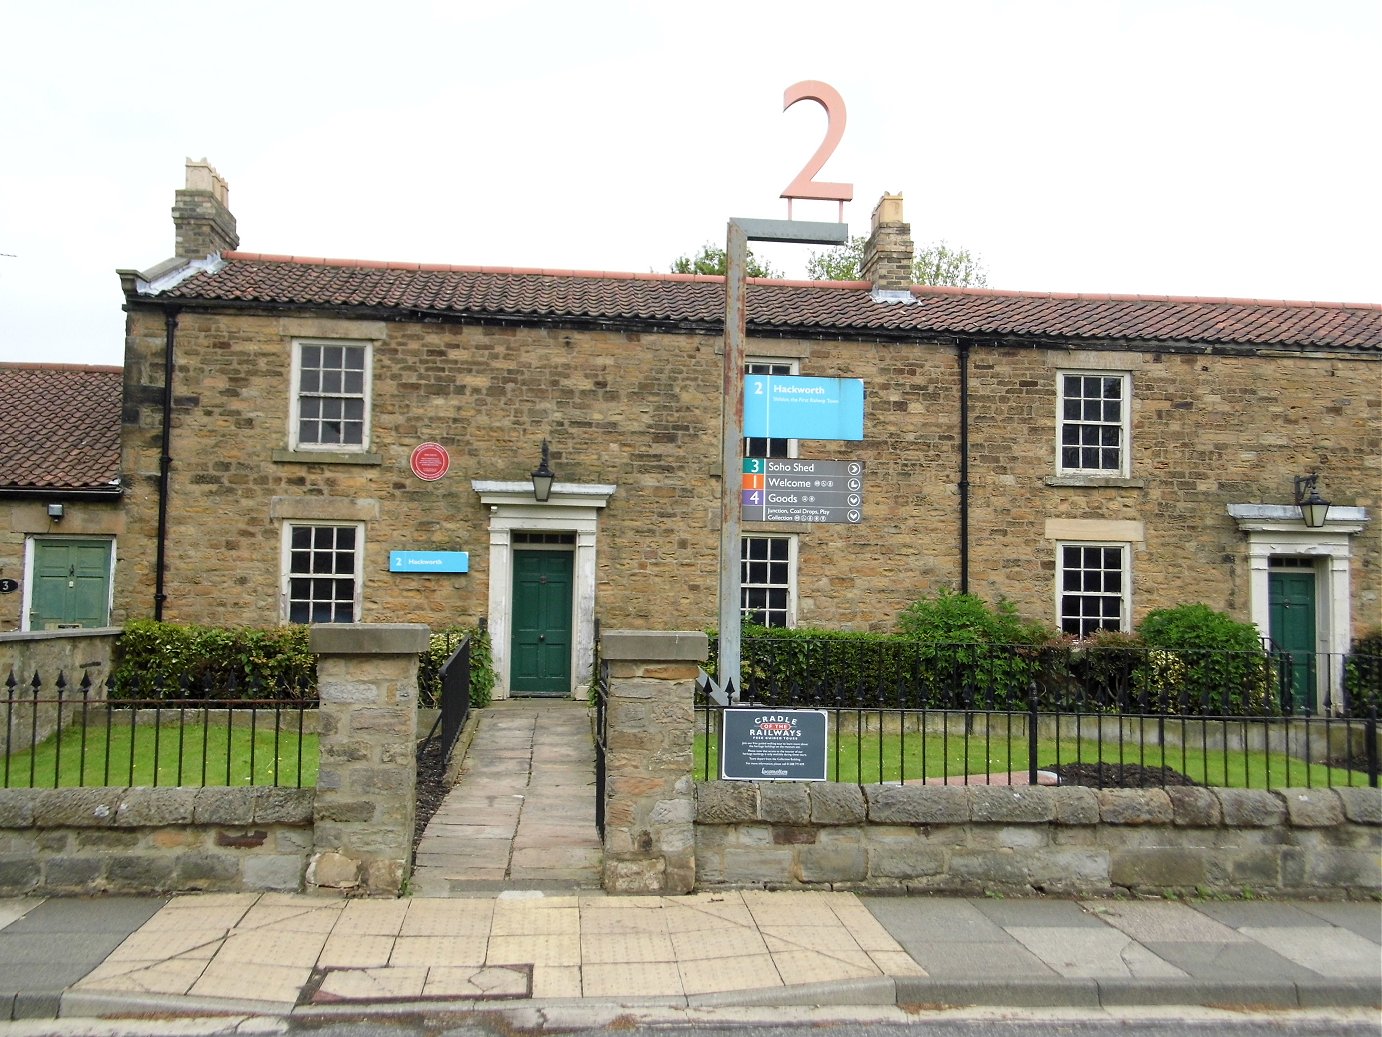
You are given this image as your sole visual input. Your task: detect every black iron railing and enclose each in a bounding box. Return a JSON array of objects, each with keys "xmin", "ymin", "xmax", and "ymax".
[
  {"xmin": 696, "ymin": 638, "xmax": 1381, "ymax": 790},
  {"xmin": 592, "ymin": 618, "xmax": 608, "ymax": 839},
  {"xmin": 421, "ymin": 635, "xmax": 471, "ymax": 762},
  {"xmin": 3, "ymin": 668, "xmax": 317, "ymax": 789}
]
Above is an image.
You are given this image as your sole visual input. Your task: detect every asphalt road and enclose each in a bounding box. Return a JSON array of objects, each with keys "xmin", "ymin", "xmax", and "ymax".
[{"xmin": 2, "ymin": 1008, "xmax": 1379, "ymax": 1037}]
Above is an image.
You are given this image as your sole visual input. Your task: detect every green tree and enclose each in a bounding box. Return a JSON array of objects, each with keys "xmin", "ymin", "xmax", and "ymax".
[
  {"xmin": 805, "ymin": 235, "xmax": 866, "ymax": 281},
  {"xmin": 670, "ymin": 243, "xmax": 780, "ymax": 279},
  {"xmin": 805, "ymin": 236, "xmax": 990, "ymax": 287},
  {"xmin": 915, "ymin": 241, "xmax": 989, "ymax": 288}
]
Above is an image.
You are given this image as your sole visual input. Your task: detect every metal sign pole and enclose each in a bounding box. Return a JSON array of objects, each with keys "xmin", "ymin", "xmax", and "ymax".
[
  {"xmin": 718, "ymin": 219, "xmax": 748, "ymax": 703},
  {"xmin": 716, "ymin": 218, "xmax": 849, "ymax": 706}
]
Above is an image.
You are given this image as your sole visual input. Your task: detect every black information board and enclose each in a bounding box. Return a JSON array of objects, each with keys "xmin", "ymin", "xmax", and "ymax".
[{"xmin": 720, "ymin": 708, "xmax": 828, "ymax": 782}]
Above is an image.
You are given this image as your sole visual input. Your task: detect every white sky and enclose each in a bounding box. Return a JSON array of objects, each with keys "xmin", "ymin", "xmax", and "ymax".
[{"xmin": 1, "ymin": 0, "xmax": 1378, "ymax": 367}]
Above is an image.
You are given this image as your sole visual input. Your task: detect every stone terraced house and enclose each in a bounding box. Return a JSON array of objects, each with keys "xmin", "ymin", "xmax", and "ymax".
[
  {"xmin": 111, "ymin": 162, "xmax": 1379, "ymax": 702},
  {"xmin": 0, "ymin": 363, "xmax": 124, "ymax": 632}
]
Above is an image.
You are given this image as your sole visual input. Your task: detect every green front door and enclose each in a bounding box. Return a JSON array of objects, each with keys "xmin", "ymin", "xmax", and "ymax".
[
  {"xmin": 1269, "ymin": 569, "xmax": 1317, "ymax": 713},
  {"xmin": 31, "ymin": 538, "xmax": 113, "ymax": 630},
  {"xmin": 510, "ymin": 550, "xmax": 573, "ymax": 696}
]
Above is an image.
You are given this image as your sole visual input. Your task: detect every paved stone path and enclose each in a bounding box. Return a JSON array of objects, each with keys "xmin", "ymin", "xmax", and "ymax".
[{"xmin": 411, "ymin": 699, "xmax": 604, "ymax": 896}]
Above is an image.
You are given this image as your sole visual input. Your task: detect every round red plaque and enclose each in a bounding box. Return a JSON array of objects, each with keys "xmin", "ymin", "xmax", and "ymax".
[{"xmin": 410, "ymin": 442, "xmax": 450, "ymax": 482}]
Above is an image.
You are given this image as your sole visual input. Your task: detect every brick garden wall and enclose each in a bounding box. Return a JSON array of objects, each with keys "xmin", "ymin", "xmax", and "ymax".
[{"xmin": 118, "ymin": 306, "xmax": 1380, "ymax": 636}]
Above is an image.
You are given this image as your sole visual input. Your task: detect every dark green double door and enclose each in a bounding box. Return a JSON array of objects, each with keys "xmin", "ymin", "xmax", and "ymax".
[
  {"xmin": 510, "ymin": 550, "xmax": 573, "ymax": 696},
  {"xmin": 1269, "ymin": 570, "xmax": 1316, "ymax": 713},
  {"xmin": 30, "ymin": 538, "xmax": 113, "ymax": 630}
]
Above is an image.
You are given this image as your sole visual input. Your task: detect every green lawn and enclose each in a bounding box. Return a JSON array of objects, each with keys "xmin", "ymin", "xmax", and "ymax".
[
  {"xmin": 694, "ymin": 727, "xmax": 1366, "ymax": 788},
  {"xmin": 3, "ymin": 719, "xmax": 318, "ymax": 788}
]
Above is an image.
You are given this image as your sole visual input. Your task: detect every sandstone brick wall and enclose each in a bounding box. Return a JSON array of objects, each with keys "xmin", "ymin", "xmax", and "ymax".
[
  {"xmin": 117, "ymin": 304, "xmax": 1380, "ymax": 636},
  {"xmin": 0, "ymin": 630, "xmax": 119, "ymax": 752},
  {"xmin": 0, "ymin": 786, "xmax": 313, "ymax": 895},
  {"xmin": 695, "ymin": 781, "xmax": 1382, "ymax": 897}
]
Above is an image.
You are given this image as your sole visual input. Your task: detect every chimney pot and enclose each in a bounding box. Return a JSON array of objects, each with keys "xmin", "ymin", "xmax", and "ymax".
[
  {"xmin": 861, "ymin": 193, "xmax": 914, "ymax": 292},
  {"xmin": 172, "ymin": 158, "xmax": 239, "ymax": 259}
]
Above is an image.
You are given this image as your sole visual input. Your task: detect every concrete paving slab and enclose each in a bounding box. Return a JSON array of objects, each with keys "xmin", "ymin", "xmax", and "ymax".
[
  {"xmin": 1238, "ymin": 925, "xmax": 1382, "ymax": 979},
  {"xmin": 313, "ymin": 965, "xmax": 428, "ymax": 1002},
  {"xmin": 669, "ymin": 926, "xmax": 768, "ymax": 960},
  {"xmin": 1142, "ymin": 940, "xmax": 1323, "ymax": 981},
  {"xmin": 388, "ymin": 935, "xmax": 488, "ymax": 967},
  {"xmin": 678, "ymin": 953, "xmax": 782, "ymax": 995},
  {"xmin": 423, "ymin": 964, "xmax": 529, "ymax": 998},
  {"xmin": 972, "ymin": 897, "xmax": 1107, "ymax": 928},
  {"xmin": 773, "ymin": 948, "xmax": 882, "ymax": 985},
  {"xmin": 486, "ymin": 932, "xmax": 581, "ymax": 966},
  {"xmin": 1293, "ymin": 901, "xmax": 1382, "ymax": 943},
  {"xmin": 1004, "ymin": 927, "xmax": 1187, "ymax": 979},
  {"xmin": 1193, "ymin": 900, "xmax": 1359, "ymax": 930},
  {"xmin": 0, "ymin": 895, "xmax": 166, "ymax": 934},
  {"xmin": 189, "ymin": 959, "xmax": 310, "ymax": 1003},
  {"xmin": 318, "ymin": 933, "xmax": 395, "ymax": 968},
  {"xmin": 75, "ymin": 955, "xmax": 212, "ymax": 995},
  {"xmin": 581, "ymin": 931, "xmax": 677, "ymax": 963},
  {"xmin": 861, "ymin": 896, "xmax": 1014, "ymax": 943},
  {"xmin": 0, "ymin": 898, "xmax": 41, "ymax": 931},
  {"xmin": 582, "ymin": 960, "xmax": 683, "ymax": 997},
  {"xmin": 1082, "ymin": 900, "xmax": 1251, "ymax": 943}
]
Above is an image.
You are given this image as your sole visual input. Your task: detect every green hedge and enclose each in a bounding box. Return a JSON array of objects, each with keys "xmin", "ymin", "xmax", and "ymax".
[
  {"xmin": 112, "ymin": 620, "xmax": 497, "ymax": 709},
  {"xmin": 417, "ymin": 626, "xmax": 495, "ymax": 709},
  {"xmin": 111, "ymin": 620, "xmax": 316, "ymax": 700},
  {"xmin": 706, "ymin": 598, "xmax": 1288, "ymax": 716},
  {"xmin": 1342, "ymin": 629, "xmax": 1382, "ymax": 716}
]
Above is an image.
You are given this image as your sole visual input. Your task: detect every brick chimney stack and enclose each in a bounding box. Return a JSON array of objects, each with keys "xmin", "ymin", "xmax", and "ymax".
[
  {"xmin": 861, "ymin": 193, "xmax": 914, "ymax": 291},
  {"xmin": 171, "ymin": 158, "xmax": 239, "ymax": 259}
]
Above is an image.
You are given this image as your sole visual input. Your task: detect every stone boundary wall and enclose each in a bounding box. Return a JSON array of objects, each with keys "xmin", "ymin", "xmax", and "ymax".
[
  {"xmin": 1, "ymin": 629, "xmax": 119, "ymax": 752},
  {"xmin": 695, "ymin": 781, "xmax": 1382, "ymax": 897},
  {"xmin": 0, "ymin": 623, "xmax": 432, "ymax": 898},
  {"xmin": 599, "ymin": 630, "xmax": 704, "ymax": 894},
  {"xmin": 0, "ymin": 786, "xmax": 314, "ymax": 895}
]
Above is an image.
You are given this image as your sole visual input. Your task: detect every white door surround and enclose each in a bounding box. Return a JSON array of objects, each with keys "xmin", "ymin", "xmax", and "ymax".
[
  {"xmin": 1227, "ymin": 503, "xmax": 1369, "ymax": 710},
  {"xmin": 472, "ymin": 480, "xmax": 616, "ymax": 699}
]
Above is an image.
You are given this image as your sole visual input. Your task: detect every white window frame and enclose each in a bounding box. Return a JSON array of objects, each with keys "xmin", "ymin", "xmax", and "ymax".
[
  {"xmin": 289, "ymin": 340, "xmax": 373, "ymax": 452},
  {"xmin": 741, "ymin": 534, "xmax": 797, "ymax": 629},
  {"xmin": 745, "ymin": 357, "xmax": 799, "ymax": 461},
  {"xmin": 280, "ymin": 522, "xmax": 364, "ymax": 624},
  {"xmin": 1056, "ymin": 540, "xmax": 1130, "ymax": 637},
  {"xmin": 1057, "ymin": 371, "xmax": 1130, "ymax": 477}
]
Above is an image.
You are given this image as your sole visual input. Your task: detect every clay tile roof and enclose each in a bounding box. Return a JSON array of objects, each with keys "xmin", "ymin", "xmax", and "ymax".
[
  {"xmin": 152, "ymin": 253, "xmax": 1382, "ymax": 352},
  {"xmin": 0, "ymin": 364, "xmax": 123, "ymax": 492}
]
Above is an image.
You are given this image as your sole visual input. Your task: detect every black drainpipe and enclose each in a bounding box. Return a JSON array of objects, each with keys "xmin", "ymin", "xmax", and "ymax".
[
  {"xmin": 154, "ymin": 306, "xmax": 180, "ymax": 620},
  {"xmin": 958, "ymin": 340, "xmax": 971, "ymax": 593}
]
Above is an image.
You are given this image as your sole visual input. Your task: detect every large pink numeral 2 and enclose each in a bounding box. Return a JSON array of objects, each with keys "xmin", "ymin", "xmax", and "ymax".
[{"xmin": 780, "ymin": 80, "xmax": 854, "ymax": 208}]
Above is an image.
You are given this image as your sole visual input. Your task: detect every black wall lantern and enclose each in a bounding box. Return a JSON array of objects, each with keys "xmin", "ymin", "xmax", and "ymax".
[
  {"xmin": 531, "ymin": 440, "xmax": 556, "ymax": 503},
  {"xmin": 1293, "ymin": 473, "xmax": 1331, "ymax": 528}
]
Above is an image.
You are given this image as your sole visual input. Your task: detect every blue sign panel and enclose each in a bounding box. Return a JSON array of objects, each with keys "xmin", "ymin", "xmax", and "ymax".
[
  {"xmin": 744, "ymin": 375, "xmax": 864, "ymax": 441},
  {"xmin": 389, "ymin": 551, "xmax": 469, "ymax": 574}
]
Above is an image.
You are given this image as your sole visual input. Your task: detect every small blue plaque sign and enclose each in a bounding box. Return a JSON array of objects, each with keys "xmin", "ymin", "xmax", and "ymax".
[
  {"xmin": 389, "ymin": 551, "xmax": 469, "ymax": 574},
  {"xmin": 744, "ymin": 375, "xmax": 864, "ymax": 441}
]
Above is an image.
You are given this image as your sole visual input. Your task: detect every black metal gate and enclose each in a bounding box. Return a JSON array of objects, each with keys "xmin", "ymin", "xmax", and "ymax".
[
  {"xmin": 593, "ymin": 626, "xmax": 608, "ymax": 839},
  {"xmin": 422, "ymin": 634, "xmax": 471, "ymax": 762}
]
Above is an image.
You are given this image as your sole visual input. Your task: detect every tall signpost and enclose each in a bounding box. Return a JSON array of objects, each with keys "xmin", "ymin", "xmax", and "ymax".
[{"xmin": 713, "ymin": 81, "xmax": 854, "ymax": 705}]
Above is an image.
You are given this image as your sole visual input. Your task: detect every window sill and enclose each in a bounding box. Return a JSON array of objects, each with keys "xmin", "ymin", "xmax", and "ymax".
[
  {"xmin": 273, "ymin": 448, "xmax": 382, "ymax": 466},
  {"xmin": 1045, "ymin": 476, "xmax": 1145, "ymax": 489}
]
